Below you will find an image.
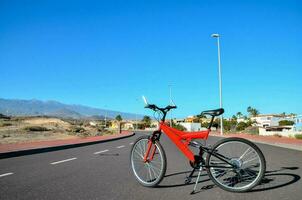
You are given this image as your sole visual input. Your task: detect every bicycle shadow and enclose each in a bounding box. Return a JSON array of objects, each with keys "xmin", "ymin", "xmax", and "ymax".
[
  {"xmin": 249, "ymin": 166, "xmax": 300, "ymax": 192},
  {"xmin": 156, "ymin": 167, "xmax": 300, "ymax": 193},
  {"xmin": 156, "ymin": 170, "xmax": 213, "ymax": 188}
]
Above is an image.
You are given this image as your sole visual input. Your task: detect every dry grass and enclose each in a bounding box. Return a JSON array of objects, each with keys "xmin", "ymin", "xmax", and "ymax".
[{"xmin": 0, "ymin": 116, "xmax": 115, "ymax": 144}]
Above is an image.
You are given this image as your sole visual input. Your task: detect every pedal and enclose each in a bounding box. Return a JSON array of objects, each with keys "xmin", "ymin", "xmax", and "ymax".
[{"xmin": 184, "ymin": 177, "xmax": 192, "ymax": 184}]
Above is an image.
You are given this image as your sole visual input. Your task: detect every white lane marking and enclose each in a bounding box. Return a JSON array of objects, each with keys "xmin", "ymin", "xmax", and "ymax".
[
  {"xmin": 94, "ymin": 149, "xmax": 109, "ymax": 154},
  {"xmin": 50, "ymin": 157, "xmax": 77, "ymax": 165},
  {"xmin": 129, "ymin": 142, "xmax": 134, "ymax": 145},
  {"xmin": 116, "ymin": 145, "xmax": 125, "ymax": 149},
  {"xmin": 0, "ymin": 172, "xmax": 14, "ymax": 178}
]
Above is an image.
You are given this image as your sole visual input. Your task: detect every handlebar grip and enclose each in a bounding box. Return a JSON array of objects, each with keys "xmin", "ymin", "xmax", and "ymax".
[
  {"xmin": 145, "ymin": 104, "xmax": 156, "ymax": 110},
  {"xmin": 166, "ymin": 105, "xmax": 177, "ymax": 110}
]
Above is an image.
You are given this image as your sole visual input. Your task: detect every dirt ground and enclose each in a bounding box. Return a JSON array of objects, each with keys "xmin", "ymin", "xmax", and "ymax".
[{"xmin": 0, "ymin": 116, "xmax": 113, "ymax": 144}]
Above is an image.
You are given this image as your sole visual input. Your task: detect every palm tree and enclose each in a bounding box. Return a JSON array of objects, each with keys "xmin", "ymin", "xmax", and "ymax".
[
  {"xmin": 247, "ymin": 106, "xmax": 252, "ymax": 114},
  {"xmin": 115, "ymin": 115, "xmax": 122, "ymax": 121},
  {"xmin": 236, "ymin": 112, "xmax": 243, "ymax": 118},
  {"xmin": 251, "ymin": 109, "xmax": 259, "ymax": 117},
  {"xmin": 142, "ymin": 116, "xmax": 151, "ymax": 128},
  {"xmin": 247, "ymin": 106, "xmax": 259, "ymax": 117}
]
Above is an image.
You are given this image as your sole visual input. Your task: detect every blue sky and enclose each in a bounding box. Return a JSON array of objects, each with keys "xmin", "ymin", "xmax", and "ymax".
[{"xmin": 0, "ymin": 0, "xmax": 301, "ymax": 117}]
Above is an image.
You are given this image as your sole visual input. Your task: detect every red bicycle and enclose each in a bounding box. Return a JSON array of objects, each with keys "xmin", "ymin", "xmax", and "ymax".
[{"xmin": 130, "ymin": 97, "xmax": 266, "ymax": 193}]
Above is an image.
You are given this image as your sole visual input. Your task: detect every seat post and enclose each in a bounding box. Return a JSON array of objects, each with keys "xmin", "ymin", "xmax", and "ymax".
[{"xmin": 207, "ymin": 116, "xmax": 215, "ymax": 129}]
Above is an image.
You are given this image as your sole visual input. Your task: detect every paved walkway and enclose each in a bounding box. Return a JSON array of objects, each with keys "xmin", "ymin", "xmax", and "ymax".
[
  {"xmin": 0, "ymin": 131, "xmax": 132, "ymax": 154},
  {"xmin": 211, "ymin": 132, "xmax": 302, "ymax": 151}
]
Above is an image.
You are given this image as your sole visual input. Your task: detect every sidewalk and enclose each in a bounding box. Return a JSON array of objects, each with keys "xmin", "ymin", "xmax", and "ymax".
[
  {"xmin": 211, "ymin": 132, "xmax": 302, "ymax": 151},
  {"xmin": 0, "ymin": 131, "xmax": 134, "ymax": 158}
]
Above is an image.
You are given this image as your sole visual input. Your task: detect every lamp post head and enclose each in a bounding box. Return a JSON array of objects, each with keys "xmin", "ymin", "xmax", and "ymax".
[{"xmin": 211, "ymin": 33, "xmax": 220, "ymax": 38}]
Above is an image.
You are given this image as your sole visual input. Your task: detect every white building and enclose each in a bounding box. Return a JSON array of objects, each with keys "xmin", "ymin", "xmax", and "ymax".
[
  {"xmin": 251, "ymin": 114, "xmax": 282, "ymax": 127},
  {"xmin": 179, "ymin": 122, "xmax": 203, "ymax": 132},
  {"xmin": 123, "ymin": 122, "xmax": 134, "ymax": 130},
  {"xmin": 259, "ymin": 126, "xmax": 295, "ymax": 137},
  {"xmin": 89, "ymin": 121, "xmax": 97, "ymax": 126}
]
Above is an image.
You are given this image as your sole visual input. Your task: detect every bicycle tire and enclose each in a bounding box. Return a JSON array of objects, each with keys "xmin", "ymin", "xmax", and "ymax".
[
  {"xmin": 206, "ymin": 137, "xmax": 266, "ymax": 192},
  {"xmin": 130, "ymin": 135, "xmax": 167, "ymax": 187}
]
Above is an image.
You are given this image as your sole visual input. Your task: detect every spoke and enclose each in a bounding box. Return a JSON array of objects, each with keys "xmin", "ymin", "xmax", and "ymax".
[
  {"xmin": 243, "ymin": 169, "xmax": 257, "ymax": 179},
  {"xmin": 149, "ymin": 160, "xmax": 162, "ymax": 164},
  {"xmin": 149, "ymin": 163, "xmax": 161, "ymax": 173},
  {"xmin": 149, "ymin": 164, "xmax": 159, "ymax": 178},
  {"xmin": 212, "ymin": 168, "xmax": 233, "ymax": 178},
  {"xmin": 239, "ymin": 147, "xmax": 251, "ymax": 160},
  {"xmin": 243, "ymin": 156, "xmax": 259, "ymax": 165},
  {"xmin": 134, "ymin": 149, "xmax": 144, "ymax": 159},
  {"xmin": 135, "ymin": 164, "xmax": 145, "ymax": 174},
  {"xmin": 147, "ymin": 165, "xmax": 152, "ymax": 181},
  {"xmin": 139, "ymin": 141, "xmax": 145, "ymax": 155},
  {"xmin": 136, "ymin": 143, "xmax": 144, "ymax": 156},
  {"xmin": 143, "ymin": 141, "xmax": 147, "ymax": 155},
  {"xmin": 213, "ymin": 170, "xmax": 226, "ymax": 178},
  {"xmin": 150, "ymin": 161, "xmax": 162, "ymax": 170},
  {"xmin": 210, "ymin": 160, "xmax": 226, "ymax": 165}
]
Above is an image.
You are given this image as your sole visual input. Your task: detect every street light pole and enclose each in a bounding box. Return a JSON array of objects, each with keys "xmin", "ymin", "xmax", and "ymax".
[
  {"xmin": 211, "ymin": 33, "xmax": 223, "ymax": 135},
  {"xmin": 135, "ymin": 98, "xmax": 138, "ymax": 130},
  {"xmin": 104, "ymin": 105, "xmax": 107, "ymax": 128}
]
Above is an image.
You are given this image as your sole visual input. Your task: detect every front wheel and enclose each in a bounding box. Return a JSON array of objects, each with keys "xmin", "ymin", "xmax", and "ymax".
[
  {"xmin": 130, "ymin": 135, "xmax": 167, "ymax": 187},
  {"xmin": 206, "ymin": 137, "xmax": 266, "ymax": 192}
]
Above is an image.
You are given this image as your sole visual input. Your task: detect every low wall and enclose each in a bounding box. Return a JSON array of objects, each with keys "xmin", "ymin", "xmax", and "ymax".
[{"xmin": 259, "ymin": 127, "xmax": 301, "ymax": 137}]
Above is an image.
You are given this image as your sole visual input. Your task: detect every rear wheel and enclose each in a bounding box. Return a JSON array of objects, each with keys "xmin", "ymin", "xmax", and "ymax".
[
  {"xmin": 206, "ymin": 137, "xmax": 266, "ymax": 192},
  {"xmin": 130, "ymin": 136, "xmax": 167, "ymax": 187}
]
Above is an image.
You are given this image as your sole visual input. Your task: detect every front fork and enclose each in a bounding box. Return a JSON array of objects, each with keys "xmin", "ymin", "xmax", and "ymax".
[{"xmin": 143, "ymin": 131, "xmax": 161, "ymax": 163}]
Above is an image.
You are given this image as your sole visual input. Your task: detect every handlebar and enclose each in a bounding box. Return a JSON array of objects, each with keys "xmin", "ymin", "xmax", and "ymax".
[
  {"xmin": 145, "ymin": 104, "xmax": 177, "ymax": 112},
  {"xmin": 144, "ymin": 103, "xmax": 177, "ymax": 122},
  {"xmin": 142, "ymin": 96, "xmax": 177, "ymax": 122}
]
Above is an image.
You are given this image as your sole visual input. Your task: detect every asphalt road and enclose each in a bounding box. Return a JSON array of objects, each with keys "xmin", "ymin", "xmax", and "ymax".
[{"xmin": 0, "ymin": 132, "xmax": 302, "ymax": 200}]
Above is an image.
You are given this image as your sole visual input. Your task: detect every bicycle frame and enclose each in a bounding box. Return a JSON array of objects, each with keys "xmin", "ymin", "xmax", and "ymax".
[
  {"xmin": 144, "ymin": 121, "xmax": 209, "ymax": 163},
  {"xmin": 144, "ymin": 121, "xmax": 236, "ymax": 169},
  {"xmin": 160, "ymin": 122, "xmax": 209, "ymax": 162}
]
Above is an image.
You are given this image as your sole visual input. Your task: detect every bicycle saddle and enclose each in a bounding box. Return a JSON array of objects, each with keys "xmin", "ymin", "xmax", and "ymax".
[{"xmin": 201, "ymin": 108, "xmax": 224, "ymax": 116}]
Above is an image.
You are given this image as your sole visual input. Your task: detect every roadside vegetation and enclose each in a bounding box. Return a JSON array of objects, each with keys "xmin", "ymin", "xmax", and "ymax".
[
  {"xmin": 0, "ymin": 115, "xmax": 116, "ymax": 144},
  {"xmin": 295, "ymin": 134, "xmax": 302, "ymax": 140},
  {"xmin": 191, "ymin": 107, "xmax": 300, "ymax": 139},
  {"xmin": 279, "ymin": 120, "xmax": 294, "ymax": 126},
  {"xmin": 193, "ymin": 106, "xmax": 259, "ymax": 135}
]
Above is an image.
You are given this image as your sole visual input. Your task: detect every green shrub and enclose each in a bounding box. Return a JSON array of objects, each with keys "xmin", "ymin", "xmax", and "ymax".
[
  {"xmin": 68, "ymin": 126, "xmax": 85, "ymax": 133},
  {"xmin": 173, "ymin": 123, "xmax": 187, "ymax": 131},
  {"xmin": 294, "ymin": 134, "xmax": 302, "ymax": 140},
  {"xmin": 2, "ymin": 134, "xmax": 10, "ymax": 138},
  {"xmin": 0, "ymin": 122, "xmax": 12, "ymax": 127},
  {"xmin": 201, "ymin": 121, "xmax": 210, "ymax": 128},
  {"xmin": 223, "ymin": 119, "xmax": 237, "ymax": 132},
  {"xmin": 236, "ymin": 122, "xmax": 249, "ymax": 131},
  {"xmin": 279, "ymin": 120, "xmax": 294, "ymax": 126},
  {"xmin": 24, "ymin": 126, "xmax": 50, "ymax": 131},
  {"xmin": 245, "ymin": 126, "xmax": 259, "ymax": 135}
]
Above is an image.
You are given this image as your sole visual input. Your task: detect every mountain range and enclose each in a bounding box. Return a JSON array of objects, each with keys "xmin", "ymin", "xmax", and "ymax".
[{"xmin": 0, "ymin": 98, "xmax": 142, "ymax": 120}]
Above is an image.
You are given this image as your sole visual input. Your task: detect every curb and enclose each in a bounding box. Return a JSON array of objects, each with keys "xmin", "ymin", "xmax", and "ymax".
[
  {"xmin": 0, "ymin": 132, "xmax": 135, "ymax": 159},
  {"xmin": 211, "ymin": 134, "xmax": 302, "ymax": 152}
]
